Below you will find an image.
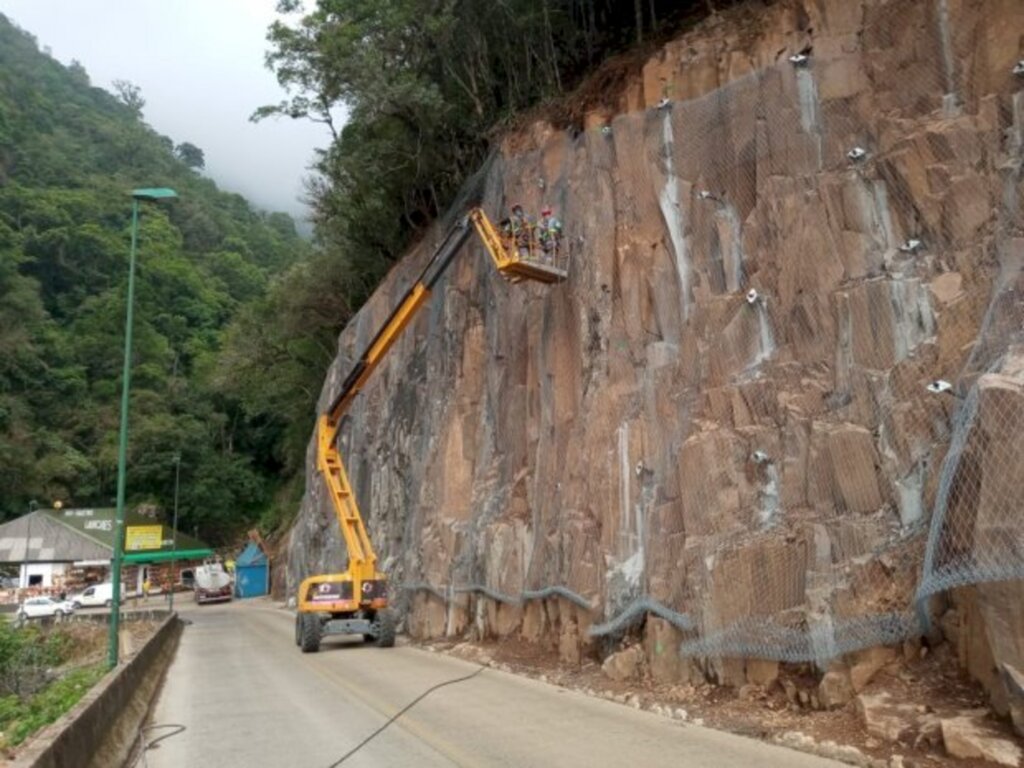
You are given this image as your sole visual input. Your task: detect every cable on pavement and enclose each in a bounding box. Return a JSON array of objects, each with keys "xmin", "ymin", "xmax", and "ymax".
[
  {"xmin": 326, "ymin": 665, "xmax": 486, "ymax": 767},
  {"xmin": 128, "ymin": 723, "xmax": 188, "ymax": 768}
]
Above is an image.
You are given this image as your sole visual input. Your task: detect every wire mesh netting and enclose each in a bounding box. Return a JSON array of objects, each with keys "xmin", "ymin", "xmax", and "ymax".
[
  {"xmin": 916, "ymin": 260, "xmax": 1024, "ymax": 600},
  {"xmin": 662, "ymin": 0, "xmax": 1022, "ymax": 662},
  {"xmin": 385, "ymin": 0, "xmax": 1024, "ymax": 666}
]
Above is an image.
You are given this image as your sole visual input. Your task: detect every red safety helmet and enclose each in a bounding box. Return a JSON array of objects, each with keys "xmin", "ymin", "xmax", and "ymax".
[{"xmin": 541, "ymin": 207, "xmax": 552, "ymax": 215}]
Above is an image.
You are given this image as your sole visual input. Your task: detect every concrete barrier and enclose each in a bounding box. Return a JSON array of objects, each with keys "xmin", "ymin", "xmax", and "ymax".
[
  {"xmin": 70, "ymin": 608, "xmax": 173, "ymax": 626},
  {"xmin": 11, "ymin": 612, "xmax": 183, "ymax": 768},
  {"xmin": 14, "ymin": 609, "xmax": 172, "ymax": 630}
]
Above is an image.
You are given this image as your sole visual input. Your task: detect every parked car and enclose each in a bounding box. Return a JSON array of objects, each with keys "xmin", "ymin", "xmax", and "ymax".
[
  {"xmin": 70, "ymin": 582, "xmax": 124, "ymax": 609},
  {"xmin": 17, "ymin": 596, "xmax": 75, "ymax": 621}
]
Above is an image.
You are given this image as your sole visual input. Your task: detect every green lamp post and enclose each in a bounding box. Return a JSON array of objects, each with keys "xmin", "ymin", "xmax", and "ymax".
[
  {"xmin": 169, "ymin": 452, "xmax": 181, "ymax": 613},
  {"xmin": 108, "ymin": 187, "xmax": 177, "ymax": 669}
]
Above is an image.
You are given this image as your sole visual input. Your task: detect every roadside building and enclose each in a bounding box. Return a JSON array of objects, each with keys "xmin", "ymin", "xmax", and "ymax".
[
  {"xmin": 0, "ymin": 507, "xmax": 214, "ymax": 602},
  {"xmin": 233, "ymin": 541, "xmax": 269, "ymax": 598},
  {"xmin": 0, "ymin": 510, "xmax": 109, "ymax": 591}
]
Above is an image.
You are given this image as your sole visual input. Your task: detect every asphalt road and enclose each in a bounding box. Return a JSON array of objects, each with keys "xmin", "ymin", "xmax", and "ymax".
[{"xmin": 146, "ymin": 600, "xmax": 841, "ymax": 768}]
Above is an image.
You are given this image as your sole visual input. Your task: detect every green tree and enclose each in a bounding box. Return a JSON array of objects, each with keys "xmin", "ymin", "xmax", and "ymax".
[
  {"xmin": 174, "ymin": 141, "xmax": 205, "ymax": 170},
  {"xmin": 111, "ymin": 79, "xmax": 145, "ymax": 116}
]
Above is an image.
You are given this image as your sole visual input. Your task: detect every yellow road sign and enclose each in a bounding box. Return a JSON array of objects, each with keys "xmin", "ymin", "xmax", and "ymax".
[{"xmin": 126, "ymin": 524, "xmax": 163, "ymax": 552}]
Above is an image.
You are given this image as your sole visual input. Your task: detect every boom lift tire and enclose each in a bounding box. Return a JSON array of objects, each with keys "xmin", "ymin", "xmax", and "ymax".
[
  {"xmin": 299, "ymin": 612, "xmax": 322, "ymax": 653},
  {"xmin": 373, "ymin": 609, "xmax": 396, "ymax": 648}
]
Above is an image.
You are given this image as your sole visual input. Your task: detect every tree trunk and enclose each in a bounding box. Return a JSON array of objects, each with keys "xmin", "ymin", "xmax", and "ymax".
[{"xmin": 541, "ymin": 0, "xmax": 562, "ymax": 92}]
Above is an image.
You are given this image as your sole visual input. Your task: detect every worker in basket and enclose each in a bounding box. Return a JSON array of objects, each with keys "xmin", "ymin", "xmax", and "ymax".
[
  {"xmin": 500, "ymin": 203, "xmax": 535, "ymax": 260},
  {"xmin": 537, "ymin": 206, "xmax": 563, "ymax": 263}
]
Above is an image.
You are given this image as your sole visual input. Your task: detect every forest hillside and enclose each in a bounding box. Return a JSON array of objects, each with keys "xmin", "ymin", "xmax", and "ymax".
[{"xmin": 0, "ymin": 14, "xmax": 308, "ymax": 542}]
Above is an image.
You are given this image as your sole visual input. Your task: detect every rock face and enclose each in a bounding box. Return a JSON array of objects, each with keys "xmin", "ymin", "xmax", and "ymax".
[
  {"xmin": 602, "ymin": 645, "xmax": 644, "ymax": 682},
  {"xmin": 856, "ymin": 693, "xmax": 926, "ymax": 744},
  {"xmin": 941, "ymin": 712, "xmax": 1023, "ymax": 766},
  {"xmin": 819, "ymin": 663, "xmax": 854, "ymax": 709},
  {"xmin": 943, "ymin": 583, "xmax": 1024, "ymax": 737},
  {"xmin": 848, "ymin": 646, "xmax": 898, "ymax": 693},
  {"xmin": 286, "ymin": 0, "xmax": 1024, "ymax": 710}
]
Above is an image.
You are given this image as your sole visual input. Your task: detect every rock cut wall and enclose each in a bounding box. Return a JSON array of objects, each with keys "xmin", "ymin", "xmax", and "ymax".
[{"xmin": 287, "ymin": 0, "xmax": 1024, "ymax": 726}]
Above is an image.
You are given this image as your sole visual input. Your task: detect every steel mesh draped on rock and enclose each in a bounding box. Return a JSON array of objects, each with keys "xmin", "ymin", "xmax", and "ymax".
[
  {"xmin": 612, "ymin": 0, "xmax": 1023, "ymax": 663},
  {"xmin": 293, "ymin": 0, "xmax": 1024, "ymax": 668},
  {"xmin": 402, "ymin": 583, "xmax": 596, "ymax": 612},
  {"xmin": 917, "ymin": 325, "xmax": 1024, "ymax": 601}
]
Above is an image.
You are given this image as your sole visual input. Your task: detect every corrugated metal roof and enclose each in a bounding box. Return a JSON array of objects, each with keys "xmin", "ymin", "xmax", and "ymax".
[
  {"xmin": 0, "ymin": 508, "xmax": 213, "ymax": 564},
  {"xmin": 236, "ymin": 541, "xmax": 267, "ymax": 567},
  {"xmin": 0, "ymin": 510, "xmax": 110, "ymax": 563},
  {"xmin": 49, "ymin": 508, "xmax": 208, "ymax": 552}
]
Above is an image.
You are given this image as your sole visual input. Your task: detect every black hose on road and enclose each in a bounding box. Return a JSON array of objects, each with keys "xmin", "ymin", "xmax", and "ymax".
[{"xmin": 326, "ymin": 665, "xmax": 486, "ymax": 767}]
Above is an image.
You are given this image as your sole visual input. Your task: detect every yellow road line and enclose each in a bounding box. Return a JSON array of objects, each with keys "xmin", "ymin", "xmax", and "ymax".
[{"xmin": 244, "ymin": 609, "xmax": 485, "ymax": 768}]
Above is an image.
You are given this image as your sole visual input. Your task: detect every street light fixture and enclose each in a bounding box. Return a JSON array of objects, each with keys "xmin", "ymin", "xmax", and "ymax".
[{"xmin": 108, "ymin": 187, "xmax": 177, "ymax": 669}]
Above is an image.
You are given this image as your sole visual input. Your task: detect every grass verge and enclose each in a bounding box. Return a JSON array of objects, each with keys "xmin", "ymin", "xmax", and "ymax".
[{"xmin": 0, "ymin": 663, "xmax": 106, "ymax": 749}]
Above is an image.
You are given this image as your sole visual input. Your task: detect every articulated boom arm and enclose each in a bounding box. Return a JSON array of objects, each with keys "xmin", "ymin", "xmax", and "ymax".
[
  {"xmin": 317, "ymin": 220, "xmax": 473, "ymax": 581},
  {"xmin": 315, "ymin": 208, "xmax": 566, "ymax": 587}
]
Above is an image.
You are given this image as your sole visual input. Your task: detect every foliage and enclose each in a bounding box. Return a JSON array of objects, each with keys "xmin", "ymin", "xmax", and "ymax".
[
  {"xmin": 112, "ymin": 79, "xmax": 145, "ymax": 116},
  {"xmin": 0, "ymin": 621, "xmax": 72, "ymax": 699},
  {"xmin": 0, "ymin": 663, "xmax": 105, "ymax": 749},
  {"xmin": 174, "ymin": 141, "xmax": 205, "ymax": 170},
  {"xmin": 257, "ymin": 0, "xmax": 717, "ymax": 279},
  {"xmin": 0, "ymin": 15, "xmax": 310, "ymax": 542}
]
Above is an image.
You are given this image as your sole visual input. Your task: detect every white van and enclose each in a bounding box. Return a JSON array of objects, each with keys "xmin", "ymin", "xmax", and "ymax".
[{"xmin": 71, "ymin": 582, "xmax": 124, "ymax": 608}]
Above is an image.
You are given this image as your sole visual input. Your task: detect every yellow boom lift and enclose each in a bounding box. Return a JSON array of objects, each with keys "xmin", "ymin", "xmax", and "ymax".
[{"xmin": 295, "ymin": 208, "xmax": 566, "ymax": 652}]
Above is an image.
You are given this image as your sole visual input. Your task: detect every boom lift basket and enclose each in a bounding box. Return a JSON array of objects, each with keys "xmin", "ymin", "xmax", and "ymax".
[{"xmin": 470, "ymin": 208, "xmax": 569, "ymax": 284}]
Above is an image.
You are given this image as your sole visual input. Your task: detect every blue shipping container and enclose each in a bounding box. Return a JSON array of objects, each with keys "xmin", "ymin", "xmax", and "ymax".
[{"xmin": 234, "ymin": 541, "xmax": 269, "ymax": 598}]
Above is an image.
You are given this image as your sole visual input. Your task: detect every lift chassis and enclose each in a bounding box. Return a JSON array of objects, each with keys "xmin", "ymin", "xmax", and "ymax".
[{"xmin": 295, "ymin": 208, "xmax": 566, "ymax": 652}]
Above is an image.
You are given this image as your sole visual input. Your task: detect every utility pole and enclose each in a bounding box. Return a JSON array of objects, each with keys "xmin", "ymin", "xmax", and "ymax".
[
  {"xmin": 169, "ymin": 453, "xmax": 181, "ymax": 612},
  {"xmin": 108, "ymin": 187, "xmax": 177, "ymax": 669},
  {"xmin": 22, "ymin": 500, "xmax": 38, "ymax": 589}
]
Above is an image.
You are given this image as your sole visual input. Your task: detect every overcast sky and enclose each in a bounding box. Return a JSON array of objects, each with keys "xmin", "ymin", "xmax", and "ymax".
[{"xmin": 0, "ymin": 0, "xmax": 336, "ymax": 222}]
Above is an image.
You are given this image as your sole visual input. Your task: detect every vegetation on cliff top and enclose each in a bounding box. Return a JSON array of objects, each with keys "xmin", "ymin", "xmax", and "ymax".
[{"xmin": 220, "ymin": 0, "xmax": 727, "ymax": 502}]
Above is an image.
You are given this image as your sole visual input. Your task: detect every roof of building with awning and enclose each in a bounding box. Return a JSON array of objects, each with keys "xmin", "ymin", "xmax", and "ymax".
[{"xmin": 0, "ymin": 508, "xmax": 212, "ymax": 564}]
